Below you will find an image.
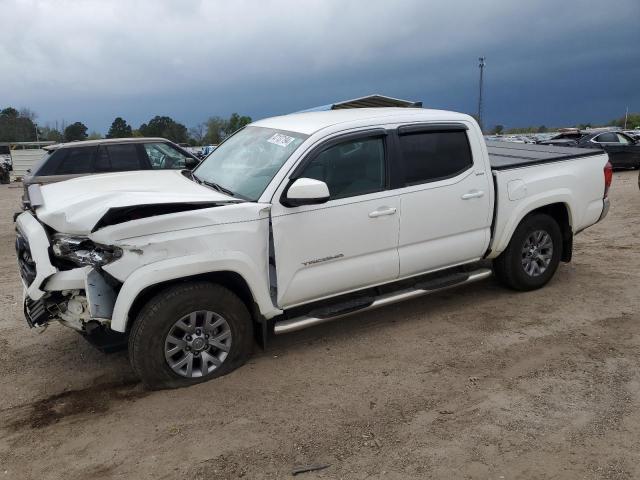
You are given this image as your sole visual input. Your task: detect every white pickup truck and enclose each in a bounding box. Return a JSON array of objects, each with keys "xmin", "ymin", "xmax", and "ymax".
[{"xmin": 15, "ymin": 108, "xmax": 612, "ymax": 388}]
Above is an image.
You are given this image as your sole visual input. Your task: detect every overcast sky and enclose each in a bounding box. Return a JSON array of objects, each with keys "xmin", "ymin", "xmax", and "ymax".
[{"xmin": 2, "ymin": 0, "xmax": 639, "ymax": 133}]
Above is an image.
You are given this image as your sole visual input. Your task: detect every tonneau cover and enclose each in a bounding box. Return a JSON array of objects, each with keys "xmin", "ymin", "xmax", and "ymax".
[{"xmin": 487, "ymin": 141, "xmax": 603, "ymax": 170}]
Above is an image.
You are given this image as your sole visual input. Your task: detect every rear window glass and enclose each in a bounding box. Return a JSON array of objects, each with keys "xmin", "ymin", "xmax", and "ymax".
[
  {"xmin": 0, "ymin": 146, "xmax": 10, "ymax": 155},
  {"xmin": 34, "ymin": 147, "xmax": 97, "ymax": 176},
  {"xmin": 56, "ymin": 147, "xmax": 96, "ymax": 175}
]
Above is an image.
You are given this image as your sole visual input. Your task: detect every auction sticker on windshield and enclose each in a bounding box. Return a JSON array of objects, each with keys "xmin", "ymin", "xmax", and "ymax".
[{"xmin": 267, "ymin": 133, "xmax": 296, "ymax": 147}]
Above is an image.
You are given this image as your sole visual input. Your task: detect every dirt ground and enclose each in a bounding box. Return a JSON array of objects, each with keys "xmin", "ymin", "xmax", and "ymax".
[{"xmin": 0, "ymin": 171, "xmax": 638, "ymax": 480}]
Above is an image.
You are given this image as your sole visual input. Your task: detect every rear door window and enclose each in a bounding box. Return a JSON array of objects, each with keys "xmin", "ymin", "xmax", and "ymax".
[
  {"xmin": 396, "ymin": 129, "xmax": 473, "ymax": 186},
  {"xmin": 96, "ymin": 144, "xmax": 144, "ymax": 171},
  {"xmin": 55, "ymin": 147, "xmax": 97, "ymax": 175},
  {"xmin": 595, "ymin": 133, "xmax": 619, "ymax": 143}
]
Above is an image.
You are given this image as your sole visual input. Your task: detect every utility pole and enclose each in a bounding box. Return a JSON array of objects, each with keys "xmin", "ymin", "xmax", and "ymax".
[
  {"xmin": 624, "ymin": 106, "xmax": 629, "ymax": 129},
  {"xmin": 477, "ymin": 56, "xmax": 486, "ymax": 132}
]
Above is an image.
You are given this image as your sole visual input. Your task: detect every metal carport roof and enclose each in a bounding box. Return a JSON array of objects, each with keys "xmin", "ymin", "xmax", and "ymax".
[{"xmin": 298, "ymin": 94, "xmax": 422, "ymax": 112}]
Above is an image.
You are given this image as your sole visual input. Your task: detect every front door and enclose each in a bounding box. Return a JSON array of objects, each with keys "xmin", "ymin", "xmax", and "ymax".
[{"xmin": 271, "ymin": 132, "xmax": 400, "ymax": 308}]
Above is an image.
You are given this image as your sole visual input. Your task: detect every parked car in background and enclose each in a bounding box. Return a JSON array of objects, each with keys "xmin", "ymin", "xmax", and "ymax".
[
  {"xmin": 198, "ymin": 144, "xmax": 218, "ymax": 159},
  {"xmin": 623, "ymin": 130, "xmax": 640, "ymax": 141},
  {"xmin": 0, "ymin": 145, "xmax": 12, "ymax": 184},
  {"xmin": 537, "ymin": 130, "xmax": 583, "ymax": 147},
  {"xmin": 22, "ymin": 137, "xmax": 200, "ymax": 207},
  {"xmin": 539, "ymin": 130, "xmax": 640, "ymax": 169},
  {"xmin": 178, "ymin": 143, "xmax": 200, "ymax": 156}
]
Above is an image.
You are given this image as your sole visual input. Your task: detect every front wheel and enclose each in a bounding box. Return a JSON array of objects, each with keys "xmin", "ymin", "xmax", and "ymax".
[
  {"xmin": 128, "ymin": 282, "xmax": 254, "ymax": 389},
  {"xmin": 493, "ymin": 213, "xmax": 563, "ymax": 291}
]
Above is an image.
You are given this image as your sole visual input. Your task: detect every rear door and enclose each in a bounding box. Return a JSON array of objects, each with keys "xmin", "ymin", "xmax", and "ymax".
[
  {"xmin": 271, "ymin": 131, "xmax": 400, "ymax": 308},
  {"xmin": 591, "ymin": 133, "xmax": 627, "ymax": 167},
  {"xmin": 616, "ymin": 133, "xmax": 640, "ymax": 167},
  {"xmin": 393, "ymin": 124, "xmax": 492, "ymax": 277}
]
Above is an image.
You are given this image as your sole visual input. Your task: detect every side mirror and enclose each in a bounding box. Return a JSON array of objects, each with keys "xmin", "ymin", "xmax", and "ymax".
[
  {"xmin": 284, "ymin": 178, "xmax": 330, "ymax": 207},
  {"xmin": 185, "ymin": 157, "xmax": 200, "ymax": 169}
]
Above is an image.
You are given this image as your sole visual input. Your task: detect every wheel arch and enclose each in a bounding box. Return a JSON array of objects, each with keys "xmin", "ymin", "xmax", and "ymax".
[
  {"xmin": 492, "ymin": 198, "xmax": 574, "ymax": 262},
  {"xmin": 123, "ymin": 271, "xmax": 263, "ymax": 334},
  {"xmin": 527, "ymin": 202, "xmax": 573, "ymax": 262}
]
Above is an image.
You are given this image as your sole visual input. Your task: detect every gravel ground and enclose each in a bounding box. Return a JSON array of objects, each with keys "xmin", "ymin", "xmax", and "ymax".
[{"xmin": 0, "ymin": 171, "xmax": 638, "ymax": 480}]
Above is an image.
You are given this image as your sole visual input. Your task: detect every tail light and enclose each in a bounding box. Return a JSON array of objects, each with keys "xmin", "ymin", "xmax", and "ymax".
[{"xmin": 603, "ymin": 161, "xmax": 612, "ymax": 198}]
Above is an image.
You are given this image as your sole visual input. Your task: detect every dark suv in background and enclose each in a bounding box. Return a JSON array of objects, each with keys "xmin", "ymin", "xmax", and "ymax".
[
  {"xmin": 22, "ymin": 137, "xmax": 200, "ymax": 206},
  {"xmin": 539, "ymin": 130, "xmax": 640, "ymax": 169}
]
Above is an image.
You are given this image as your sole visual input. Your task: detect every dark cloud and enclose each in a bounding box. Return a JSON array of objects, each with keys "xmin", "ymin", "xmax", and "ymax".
[{"xmin": 1, "ymin": 0, "xmax": 638, "ymax": 132}]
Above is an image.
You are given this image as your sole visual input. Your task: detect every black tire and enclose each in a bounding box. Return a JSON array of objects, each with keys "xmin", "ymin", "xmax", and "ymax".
[
  {"xmin": 128, "ymin": 281, "xmax": 253, "ymax": 389},
  {"xmin": 0, "ymin": 171, "xmax": 9, "ymax": 184},
  {"xmin": 493, "ymin": 213, "xmax": 563, "ymax": 291}
]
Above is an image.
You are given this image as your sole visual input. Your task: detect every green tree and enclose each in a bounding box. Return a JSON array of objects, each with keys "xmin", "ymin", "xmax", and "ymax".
[
  {"xmin": 1, "ymin": 107, "xmax": 19, "ymax": 118},
  {"xmin": 224, "ymin": 113, "xmax": 252, "ymax": 136},
  {"xmin": 189, "ymin": 123, "xmax": 206, "ymax": 144},
  {"xmin": 537, "ymin": 125, "xmax": 548, "ymax": 133},
  {"xmin": 87, "ymin": 130, "xmax": 103, "ymax": 140},
  {"xmin": 106, "ymin": 117, "xmax": 132, "ymax": 138},
  {"xmin": 39, "ymin": 125, "xmax": 64, "ymax": 142},
  {"xmin": 491, "ymin": 124, "xmax": 504, "ymax": 135},
  {"xmin": 204, "ymin": 116, "xmax": 228, "ymax": 144},
  {"xmin": 0, "ymin": 107, "xmax": 38, "ymax": 142},
  {"xmin": 610, "ymin": 112, "xmax": 640, "ymax": 129},
  {"xmin": 64, "ymin": 122, "xmax": 88, "ymax": 142},
  {"xmin": 139, "ymin": 115, "xmax": 188, "ymax": 143},
  {"xmin": 203, "ymin": 113, "xmax": 252, "ymax": 144}
]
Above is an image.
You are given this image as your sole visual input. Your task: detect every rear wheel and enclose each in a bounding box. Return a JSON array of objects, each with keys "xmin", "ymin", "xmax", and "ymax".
[
  {"xmin": 0, "ymin": 170, "xmax": 10, "ymax": 184},
  {"xmin": 493, "ymin": 213, "xmax": 562, "ymax": 291},
  {"xmin": 128, "ymin": 282, "xmax": 253, "ymax": 389}
]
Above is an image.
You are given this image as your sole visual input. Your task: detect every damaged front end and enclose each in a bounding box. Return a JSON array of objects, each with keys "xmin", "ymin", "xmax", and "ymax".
[
  {"xmin": 16, "ymin": 211, "xmax": 124, "ymax": 348},
  {"xmin": 24, "ymin": 269, "xmax": 119, "ymax": 331}
]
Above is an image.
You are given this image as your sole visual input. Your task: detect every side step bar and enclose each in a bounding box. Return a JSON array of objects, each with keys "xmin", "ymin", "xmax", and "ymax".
[{"xmin": 274, "ymin": 268, "xmax": 492, "ymax": 335}]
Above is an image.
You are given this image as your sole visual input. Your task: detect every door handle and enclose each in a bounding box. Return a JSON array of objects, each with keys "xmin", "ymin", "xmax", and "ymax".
[
  {"xmin": 369, "ymin": 207, "xmax": 397, "ymax": 218},
  {"xmin": 461, "ymin": 190, "xmax": 485, "ymax": 200}
]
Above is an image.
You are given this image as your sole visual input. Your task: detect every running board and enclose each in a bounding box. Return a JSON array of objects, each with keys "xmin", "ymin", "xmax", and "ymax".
[{"xmin": 273, "ymin": 268, "xmax": 492, "ymax": 335}]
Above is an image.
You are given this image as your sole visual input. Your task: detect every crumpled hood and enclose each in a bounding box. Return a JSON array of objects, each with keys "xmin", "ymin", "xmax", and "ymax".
[{"xmin": 36, "ymin": 170, "xmax": 235, "ymax": 234}]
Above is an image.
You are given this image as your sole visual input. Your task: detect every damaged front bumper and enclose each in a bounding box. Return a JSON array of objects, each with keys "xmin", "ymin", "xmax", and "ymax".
[{"xmin": 16, "ymin": 211, "xmax": 119, "ymax": 332}]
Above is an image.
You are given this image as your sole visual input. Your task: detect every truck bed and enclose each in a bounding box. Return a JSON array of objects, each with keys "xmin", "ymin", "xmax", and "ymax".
[{"xmin": 487, "ymin": 141, "xmax": 603, "ymax": 170}]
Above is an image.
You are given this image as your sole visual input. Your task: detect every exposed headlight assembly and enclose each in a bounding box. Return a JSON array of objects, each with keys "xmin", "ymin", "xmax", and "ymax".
[{"xmin": 51, "ymin": 235, "xmax": 122, "ymax": 267}]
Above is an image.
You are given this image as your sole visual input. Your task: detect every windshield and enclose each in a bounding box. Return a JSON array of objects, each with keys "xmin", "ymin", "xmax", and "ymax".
[{"xmin": 193, "ymin": 126, "xmax": 307, "ymax": 200}]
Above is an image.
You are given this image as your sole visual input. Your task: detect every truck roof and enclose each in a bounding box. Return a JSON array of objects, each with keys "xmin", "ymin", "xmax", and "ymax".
[{"xmin": 252, "ymin": 108, "xmax": 472, "ymax": 135}]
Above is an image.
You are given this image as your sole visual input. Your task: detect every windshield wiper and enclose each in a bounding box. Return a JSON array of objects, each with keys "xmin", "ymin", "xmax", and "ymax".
[
  {"xmin": 201, "ymin": 178, "xmax": 236, "ymax": 197},
  {"xmin": 190, "ymin": 172, "xmax": 242, "ymax": 199}
]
